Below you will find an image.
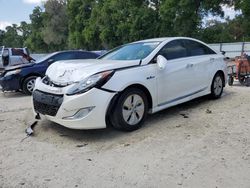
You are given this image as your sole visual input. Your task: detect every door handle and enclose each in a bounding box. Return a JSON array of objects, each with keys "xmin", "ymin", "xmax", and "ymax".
[
  {"xmin": 210, "ymin": 58, "xmax": 215, "ymax": 62},
  {"xmin": 186, "ymin": 63, "xmax": 194, "ymax": 68}
]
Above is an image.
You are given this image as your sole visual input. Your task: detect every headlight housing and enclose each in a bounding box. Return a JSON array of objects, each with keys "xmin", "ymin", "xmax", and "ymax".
[
  {"xmin": 4, "ymin": 69, "xmax": 21, "ymax": 77},
  {"xmin": 66, "ymin": 70, "xmax": 114, "ymax": 95}
]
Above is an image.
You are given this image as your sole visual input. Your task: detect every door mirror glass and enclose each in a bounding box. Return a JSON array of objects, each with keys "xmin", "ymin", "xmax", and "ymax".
[{"xmin": 157, "ymin": 55, "xmax": 167, "ymax": 70}]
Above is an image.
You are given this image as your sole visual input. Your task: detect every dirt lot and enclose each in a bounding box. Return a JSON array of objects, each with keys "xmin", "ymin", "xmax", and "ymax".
[{"xmin": 0, "ymin": 84, "xmax": 250, "ymax": 188}]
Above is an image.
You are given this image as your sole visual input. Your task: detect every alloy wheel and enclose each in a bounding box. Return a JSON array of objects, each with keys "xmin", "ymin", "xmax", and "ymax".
[
  {"xmin": 26, "ymin": 79, "xmax": 36, "ymax": 93},
  {"xmin": 122, "ymin": 94, "xmax": 145, "ymax": 126},
  {"xmin": 213, "ymin": 76, "xmax": 223, "ymax": 96}
]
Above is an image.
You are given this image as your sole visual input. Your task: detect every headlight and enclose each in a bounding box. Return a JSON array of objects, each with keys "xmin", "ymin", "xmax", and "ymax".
[
  {"xmin": 66, "ymin": 70, "xmax": 114, "ymax": 95},
  {"xmin": 4, "ymin": 69, "xmax": 21, "ymax": 77}
]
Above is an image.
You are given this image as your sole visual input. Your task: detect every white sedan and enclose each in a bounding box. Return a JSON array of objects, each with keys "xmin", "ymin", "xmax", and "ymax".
[{"xmin": 32, "ymin": 37, "xmax": 227, "ymax": 131}]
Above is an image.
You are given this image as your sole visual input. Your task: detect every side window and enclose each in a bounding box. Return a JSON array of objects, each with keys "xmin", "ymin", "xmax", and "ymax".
[
  {"xmin": 159, "ymin": 40, "xmax": 188, "ymax": 60},
  {"xmin": 3, "ymin": 49, "xmax": 9, "ymax": 56},
  {"xmin": 184, "ymin": 40, "xmax": 216, "ymax": 57},
  {"xmin": 76, "ymin": 52, "xmax": 99, "ymax": 59},
  {"xmin": 53, "ymin": 52, "xmax": 75, "ymax": 61},
  {"xmin": 11, "ymin": 49, "xmax": 24, "ymax": 56}
]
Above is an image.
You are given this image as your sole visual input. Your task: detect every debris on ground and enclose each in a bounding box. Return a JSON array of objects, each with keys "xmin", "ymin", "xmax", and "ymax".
[
  {"xmin": 25, "ymin": 121, "xmax": 38, "ymax": 136},
  {"xmin": 180, "ymin": 113, "xmax": 189, "ymax": 118},
  {"xmin": 76, "ymin": 143, "xmax": 88, "ymax": 148},
  {"xmin": 59, "ymin": 134, "xmax": 69, "ymax": 137},
  {"xmin": 206, "ymin": 109, "xmax": 212, "ymax": 114}
]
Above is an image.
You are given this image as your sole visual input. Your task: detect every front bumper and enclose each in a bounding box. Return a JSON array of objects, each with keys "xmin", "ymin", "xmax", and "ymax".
[
  {"xmin": 0, "ymin": 74, "xmax": 21, "ymax": 91},
  {"xmin": 32, "ymin": 79, "xmax": 116, "ymax": 130}
]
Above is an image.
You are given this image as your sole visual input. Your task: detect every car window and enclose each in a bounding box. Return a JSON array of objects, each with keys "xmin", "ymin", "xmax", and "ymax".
[
  {"xmin": 11, "ymin": 49, "xmax": 24, "ymax": 56},
  {"xmin": 100, "ymin": 42, "xmax": 161, "ymax": 60},
  {"xmin": 76, "ymin": 52, "xmax": 99, "ymax": 59},
  {"xmin": 159, "ymin": 40, "xmax": 188, "ymax": 60},
  {"xmin": 183, "ymin": 39, "xmax": 216, "ymax": 56},
  {"xmin": 3, "ymin": 49, "xmax": 9, "ymax": 56},
  {"xmin": 53, "ymin": 52, "xmax": 75, "ymax": 61}
]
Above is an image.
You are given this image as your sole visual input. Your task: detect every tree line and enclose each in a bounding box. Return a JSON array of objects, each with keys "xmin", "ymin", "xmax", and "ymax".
[{"xmin": 0, "ymin": 0, "xmax": 249, "ymax": 53}]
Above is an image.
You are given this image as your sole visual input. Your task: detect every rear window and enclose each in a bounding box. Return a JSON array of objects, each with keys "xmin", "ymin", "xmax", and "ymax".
[
  {"xmin": 76, "ymin": 52, "xmax": 99, "ymax": 59},
  {"xmin": 183, "ymin": 40, "xmax": 216, "ymax": 56}
]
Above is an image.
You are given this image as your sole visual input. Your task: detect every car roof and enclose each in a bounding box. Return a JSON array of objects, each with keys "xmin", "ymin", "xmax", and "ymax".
[
  {"xmin": 132, "ymin": 37, "xmax": 204, "ymax": 44},
  {"xmin": 54, "ymin": 50, "xmax": 96, "ymax": 54}
]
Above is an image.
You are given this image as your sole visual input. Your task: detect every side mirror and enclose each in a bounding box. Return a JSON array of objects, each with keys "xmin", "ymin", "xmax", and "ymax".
[
  {"xmin": 157, "ymin": 55, "xmax": 167, "ymax": 70},
  {"xmin": 221, "ymin": 51, "xmax": 226, "ymax": 55},
  {"xmin": 48, "ymin": 59, "xmax": 54, "ymax": 65}
]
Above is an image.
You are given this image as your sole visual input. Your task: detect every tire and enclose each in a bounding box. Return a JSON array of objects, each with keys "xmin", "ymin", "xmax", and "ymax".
[
  {"xmin": 210, "ymin": 73, "xmax": 224, "ymax": 99},
  {"xmin": 228, "ymin": 76, "xmax": 234, "ymax": 86},
  {"xmin": 110, "ymin": 88, "xmax": 148, "ymax": 131},
  {"xmin": 22, "ymin": 76, "xmax": 37, "ymax": 95}
]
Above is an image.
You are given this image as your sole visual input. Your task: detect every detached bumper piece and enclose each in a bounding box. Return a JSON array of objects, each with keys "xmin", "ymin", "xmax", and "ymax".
[{"xmin": 33, "ymin": 90, "xmax": 63, "ymax": 116}]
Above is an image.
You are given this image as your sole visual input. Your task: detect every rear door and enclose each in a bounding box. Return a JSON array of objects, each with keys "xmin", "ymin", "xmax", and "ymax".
[{"xmin": 183, "ymin": 39, "xmax": 217, "ymax": 90}]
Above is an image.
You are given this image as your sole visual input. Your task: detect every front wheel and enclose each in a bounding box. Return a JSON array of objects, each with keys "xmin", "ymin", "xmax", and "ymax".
[
  {"xmin": 211, "ymin": 73, "xmax": 224, "ymax": 99},
  {"xmin": 110, "ymin": 88, "xmax": 148, "ymax": 131},
  {"xmin": 22, "ymin": 76, "xmax": 37, "ymax": 95}
]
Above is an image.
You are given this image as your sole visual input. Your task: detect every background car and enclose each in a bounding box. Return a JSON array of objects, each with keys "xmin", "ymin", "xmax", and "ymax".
[
  {"xmin": 33, "ymin": 37, "xmax": 227, "ymax": 131},
  {"xmin": 0, "ymin": 47, "xmax": 32, "ymax": 68},
  {"xmin": 0, "ymin": 50, "xmax": 99, "ymax": 95}
]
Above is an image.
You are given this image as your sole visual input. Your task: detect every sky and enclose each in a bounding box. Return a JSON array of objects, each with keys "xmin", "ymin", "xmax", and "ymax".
[
  {"xmin": 0, "ymin": 0, "xmax": 239, "ymax": 31},
  {"xmin": 0, "ymin": 0, "xmax": 45, "ymax": 30}
]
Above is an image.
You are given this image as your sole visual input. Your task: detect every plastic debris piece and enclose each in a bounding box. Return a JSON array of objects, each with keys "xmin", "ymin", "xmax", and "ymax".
[{"xmin": 25, "ymin": 121, "xmax": 38, "ymax": 136}]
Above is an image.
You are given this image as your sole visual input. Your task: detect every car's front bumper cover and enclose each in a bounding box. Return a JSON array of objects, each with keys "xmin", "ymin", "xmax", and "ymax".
[
  {"xmin": 0, "ymin": 74, "xmax": 21, "ymax": 91},
  {"xmin": 32, "ymin": 78, "xmax": 116, "ymax": 130}
]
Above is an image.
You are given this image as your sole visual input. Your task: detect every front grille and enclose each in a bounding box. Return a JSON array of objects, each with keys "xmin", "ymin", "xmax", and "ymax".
[
  {"xmin": 33, "ymin": 100, "xmax": 60, "ymax": 116},
  {"xmin": 33, "ymin": 90, "xmax": 63, "ymax": 116}
]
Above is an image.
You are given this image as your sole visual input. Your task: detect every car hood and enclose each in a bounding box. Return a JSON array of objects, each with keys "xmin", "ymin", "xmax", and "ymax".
[
  {"xmin": 46, "ymin": 59, "xmax": 140, "ymax": 84},
  {"xmin": 5, "ymin": 63, "xmax": 35, "ymax": 71}
]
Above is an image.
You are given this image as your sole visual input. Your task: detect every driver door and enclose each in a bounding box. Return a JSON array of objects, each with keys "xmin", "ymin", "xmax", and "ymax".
[{"xmin": 156, "ymin": 40, "xmax": 196, "ymax": 107}]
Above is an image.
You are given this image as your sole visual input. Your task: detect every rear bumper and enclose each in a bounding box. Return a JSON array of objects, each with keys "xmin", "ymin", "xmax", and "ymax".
[{"xmin": 0, "ymin": 75, "xmax": 21, "ymax": 91}]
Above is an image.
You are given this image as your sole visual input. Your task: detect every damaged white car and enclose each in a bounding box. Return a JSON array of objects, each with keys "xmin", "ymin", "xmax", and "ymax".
[{"xmin": 32, "ymin": 37, "xmax": 227, "ymax": 131}]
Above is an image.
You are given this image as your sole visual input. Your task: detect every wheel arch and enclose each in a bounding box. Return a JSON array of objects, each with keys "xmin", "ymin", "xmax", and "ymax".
[
  {"xmin": 213, "ymin": 70, "xmax": 226, "ymax": 87},
  {"xmin": 126, "ymin": 84, "xmax": 152, "ymax": 109},
  {"xmin": 105, "ymin": 84, "xmax": 153, "ymax": 126},
  {"xmin": 20, "ymin": 73, "xmax": 42, "ymax": 88}
]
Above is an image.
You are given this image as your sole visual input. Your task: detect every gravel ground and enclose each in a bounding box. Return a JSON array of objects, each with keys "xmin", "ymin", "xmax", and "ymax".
[{"xmin": 0, "ymin": 84, "xmax": 250, "ymax": 188}]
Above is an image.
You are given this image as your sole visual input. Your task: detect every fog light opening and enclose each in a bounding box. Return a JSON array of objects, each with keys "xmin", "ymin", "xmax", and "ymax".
[{"xmin": 63, "ymin": 106, "xmax": 95, "ymax": 120}]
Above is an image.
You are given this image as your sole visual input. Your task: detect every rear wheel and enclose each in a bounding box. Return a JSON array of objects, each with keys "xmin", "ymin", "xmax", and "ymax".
[
  {"xmin": 22, "ymin": 76, "xmax": 37, "ymax": 95},
  {"xmin": 111, "ymin": 88, "xmax": 148, "ymax": 131},
  {"xmin": 211, "ymin": 73, "xmax": 224, "ymax": 99}
]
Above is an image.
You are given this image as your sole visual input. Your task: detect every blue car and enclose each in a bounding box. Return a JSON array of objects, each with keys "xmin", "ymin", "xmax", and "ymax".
[{"xmin": 0, "ymin": 50, "xmax": 99, "ymax": 95}]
